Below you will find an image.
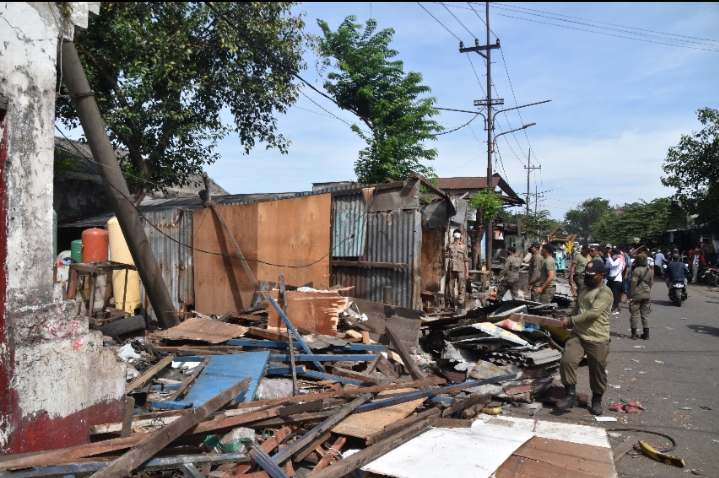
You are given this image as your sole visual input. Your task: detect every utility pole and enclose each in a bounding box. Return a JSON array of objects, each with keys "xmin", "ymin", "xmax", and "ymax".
[{"xmin": 524, "ymin": 149, "xmax": 541, "ymax": 222}]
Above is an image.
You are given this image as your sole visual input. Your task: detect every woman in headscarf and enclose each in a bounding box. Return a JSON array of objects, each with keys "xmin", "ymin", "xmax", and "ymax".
[{"xmin": 628, "ymin": 253, "xmax": 653, "ymax": 340}]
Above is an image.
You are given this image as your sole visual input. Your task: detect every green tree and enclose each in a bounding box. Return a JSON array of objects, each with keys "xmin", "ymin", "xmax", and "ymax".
[
  {"xmin": 662, "ymin": 107, "xmax": 719, "ymax": 235},
  {"xmin": 592, "ymin": 198, "xmax": 675, "ymax": 246},
  {"xmin": 56, "ymin": 2, "xmax": 306, "ymax": 193},
  {"xmin": 468, "ymin": 188, "xmax": 504, "ymax": 222},
  {"xmin": 564, "ymin": 197, "xmax": 612, "ymax": 240},
  {"xmin": 315, "ymin": 17, "xmax": 442, "ymax": 183}
]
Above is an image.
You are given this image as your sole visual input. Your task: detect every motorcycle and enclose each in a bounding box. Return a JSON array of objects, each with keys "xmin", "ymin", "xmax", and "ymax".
[
  {"xmin": 700, "ymin": 266, "xmax": 719, "ymax": 286},
  {"xmin": 668, "ymin": 280, "xmax": 687, "ymax": 307}
]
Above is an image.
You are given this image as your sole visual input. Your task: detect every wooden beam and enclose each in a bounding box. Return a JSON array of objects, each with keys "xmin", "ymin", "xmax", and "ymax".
[
  {"xmin": 166, "ymin": 356, "xmax": 210, "ymax": 401},
  {"xmin": 613, "ymin": 436, "xmax": 637, "ymax": 462},
  {"xmin": 374, "ymin": 355, "xmax": 399, "ymax": 379},
  {"xmin": 126, "ymin": 354, "xmax": 175, "ymax": 393},
  {"xmin": 309, "ymin": 415, "xmax": 438, "ymax": 478},
  {"xmin": 329, "ymin": 260, "xmax": 409, "ymax": 269},
  {"xmin": 408, "ymin": 173, "xmax": 450, "ymax": 201},
  {"xmin": 307, "ymin": 437, "xmax": 346, "ymax": 476},
  {"xmin": 441, "ymin": 392, "xmax": 491, "ymax": 418},
  {"xmin": 120, "ymin": 397, "xmax": 135, "ymax": 438},
  {"xmin": 221, "ymin": 426, "xmax": 296, "ymax": 478},
  {"xmin": 271, "ymin": 394, "xmax": 373, "ymax": 464},
  {"xmin": 331, "ymin": 367, "xmax": 386, "ymax": 385},
  {"xmin": 384, "ymin": 326, "xmax": 426, "ymax": 384},
  {"xmin": 92, "ymin": 378, "xmax": 250, "ymax": 478},
  {"xmin": 365, "ymin": 408, "xmax": 441, "ymax": 445},
  {"xmin": 292, "ymin": 431, "xmax": 331, "ymax": 463}
]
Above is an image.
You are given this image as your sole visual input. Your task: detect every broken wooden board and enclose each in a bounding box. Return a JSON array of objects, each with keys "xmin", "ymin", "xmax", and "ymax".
[
  {"xmin": 351, "ymin": 298, "xmax": 422, "ymax": 351},
  {"xmin": 266, "ymin": 290, "xmax": 347, "ymax": 335},
  {"xmin": 332, "ymin": 394, "xmax": 425, "ymax": 439},
  {"xmin": 151, "ymin": 352, "xmax": 269, "ymax": 410},
  {"xmin": 150, "ymin": 317, "xmax": 248, "ymax": 344}
]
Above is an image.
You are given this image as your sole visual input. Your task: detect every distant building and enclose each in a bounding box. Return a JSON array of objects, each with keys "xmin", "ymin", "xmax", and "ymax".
[{"xmin": 435, "ymin": 174, "xmax": 524, "ymax": 206}]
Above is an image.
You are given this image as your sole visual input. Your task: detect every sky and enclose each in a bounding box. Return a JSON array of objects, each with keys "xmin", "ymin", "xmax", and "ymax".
[{"xmin": 61, "ymin": 2, "xmax": 719, "ymax": 220}]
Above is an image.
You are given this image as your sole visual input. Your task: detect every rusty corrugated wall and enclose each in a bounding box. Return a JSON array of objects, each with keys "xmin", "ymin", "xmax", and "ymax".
[
  {"xmin": 332, "ymin": 192, "xmax": 367, "ymax": 258},
  {"xmin": 140, "ymin": 208, "xmax": 193, "ymax": 320}
]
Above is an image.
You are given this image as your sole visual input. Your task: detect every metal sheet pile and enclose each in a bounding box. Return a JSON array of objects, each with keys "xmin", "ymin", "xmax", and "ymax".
[
  {"xmin": 422, "ymin": 299, "xmax": 566, "ymax": 406},
  {"xmin": 0, "ymin": 289, "xmax": 527, "ymax": 478}
]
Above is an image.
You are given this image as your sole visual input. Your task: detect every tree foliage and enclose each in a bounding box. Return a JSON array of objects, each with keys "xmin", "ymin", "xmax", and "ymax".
[
  {"xmin": 56, "ymin": 2, "xmax": 306, "ymax": 193},
  {"xmin": 564, "ymin": 197, "xmax": 612, "ymax": 240},
  {"xmin": 315, "ymin": 17, "xmax": 442, "ymax": 183},
  {"xmin": 592, "ymin": 198, "xmax": 675, "ymax": 246},
  {"xmin": 469, "ymin": 187, "xmax": 504, "ymax": 222},
  {"xmin": 661, "ymin": 107, "xmax": 719, "ymax": 235}
]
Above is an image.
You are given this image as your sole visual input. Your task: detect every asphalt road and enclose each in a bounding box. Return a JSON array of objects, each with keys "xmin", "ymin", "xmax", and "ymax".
[{"xmin": 516, "ymin": 277, "xmax": 719, "ymax": 477}]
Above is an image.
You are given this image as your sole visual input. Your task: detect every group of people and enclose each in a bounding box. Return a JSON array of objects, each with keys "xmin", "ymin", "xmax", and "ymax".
[{"xmin": 654, "ymin": 244, "xmax": 711, "ymax": 285}]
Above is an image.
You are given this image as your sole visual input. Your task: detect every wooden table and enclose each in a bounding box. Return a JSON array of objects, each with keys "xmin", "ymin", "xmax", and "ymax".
[{"xmin": 69, "ymin": 261, "xmax": 138, "ymax": 323}]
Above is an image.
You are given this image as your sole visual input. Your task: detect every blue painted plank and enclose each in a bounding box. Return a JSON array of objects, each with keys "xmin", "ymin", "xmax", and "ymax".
[
  {"xmin": 226, "ymin": 339, "xmax": 385, "ymax": 353},
  {"xmin": 150, "ymin": 351, "xmax": 270, "ymax": 410},
  {"xmin": 267, "ymin": 365, "xmax": 307, "ymax": 375},
  {"xmin": 267, "ymin": 296, "xmax": 325, "ymax": 372},
  {"xmin": 302, "ymin": 370, "xmax": 366, "ymax": 386},
  {"xmin": 269, "ymin": 354, "xmax": 374, "ymax": 362}
]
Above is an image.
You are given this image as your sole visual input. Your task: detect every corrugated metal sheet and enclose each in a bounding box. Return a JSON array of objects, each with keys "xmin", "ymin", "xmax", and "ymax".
[
  {"xmin": 332, "ymin": 192, "xmax": 367, "ymax": 258},
  {"xmin": 139, "ymin": 209, "xmax": 193, "ymax": 320}
]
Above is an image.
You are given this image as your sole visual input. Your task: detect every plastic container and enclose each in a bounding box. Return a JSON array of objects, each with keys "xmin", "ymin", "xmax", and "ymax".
[
  {"xmin": 71, "ymin": 240, "xmax": 83, "ymax": 263},
  {"xmin": 107, "ymin": 217, "xmax": 141, "ymax": 313},
  {"xmin": 81, "ymin": 228, "xmax": 109, "ymax": 263}
]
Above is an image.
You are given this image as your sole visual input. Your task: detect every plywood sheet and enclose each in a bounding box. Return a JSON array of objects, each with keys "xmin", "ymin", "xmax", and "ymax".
[
  {"xmin": 420, "ymin": 227, "xmax": 444, "ymax": 292},
  {"xmin": 472, "ymin": 416, "xmax": 611, "ymax": 449},
  {"xmin": 332, "ymin": 398, "xmax": 425, "ymax": 438},
  {"xmin": 361, "ymin": 424, "xmax": 533, "ymax": 478},
  {"xmin": 266, "ymin": 290, "xmax": 348, "ymax": 335},
  {"xmin": 193, "ymin": 194, "xmax": 332, "ymax": 315},
  {"xmin": 151, "ymin": 318, "xmax": 248, "ymax": 343}
]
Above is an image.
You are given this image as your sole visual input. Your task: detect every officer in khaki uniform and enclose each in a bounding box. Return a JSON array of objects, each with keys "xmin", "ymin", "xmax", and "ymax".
[
  {"xmin": 446, "ymin": 229, "xmax": 470, "ymax": 312},
  {"xmin": 628, "ymin": 253, "xmax": 653, "ymax": 340},
  {"xmin": 532, "ymin": 243, "xmax": 556, "ymax": 303},
  {"xmin": 557, "ymin": 259, "xmax": 613, "ymax": 416},
  {"xmin": 569, "ymin": 244, "xmax": 592, "ymax": 294},
  {"xmin": 497, "ymin": 246, "xmax": 521, "ymax": 300},
  {"xmin": 527, "ymin": 242, "xmax": 543, "ymax": 292}
]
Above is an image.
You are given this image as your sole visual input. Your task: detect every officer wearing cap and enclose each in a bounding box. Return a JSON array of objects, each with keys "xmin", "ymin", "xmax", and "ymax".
[
  {"xmin": 497, "ymin": 246, "xmax": 521, "ymax": 300},
  {"xmin": 527, "ymin": 242, "xmax": 543, "ymax": 294},
  {"xmin": 556, "ymin": 259, "xmax": 613, "ymax": 416},
  {"xmin": 532, "ymin": 243, "xmax": 556, "ymax": 303},
  {"xmin": 446, "ymin": 229, "xmax": 470, "ymax": 313}
]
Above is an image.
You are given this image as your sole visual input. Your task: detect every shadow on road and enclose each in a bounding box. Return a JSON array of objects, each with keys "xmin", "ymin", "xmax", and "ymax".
[{"xmin": 687, "ymin": 324, "xmax": 719, "ymax": 337}]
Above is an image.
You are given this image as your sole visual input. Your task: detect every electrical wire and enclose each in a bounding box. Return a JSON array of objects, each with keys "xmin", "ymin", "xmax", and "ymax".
[
  {"xmin": 54, "ymin": 126, "xmax": 376, "ymax": 270},
  {"xmin": 435, "ymin": 113, "xmax": 481, "ymax": 135},
  {"xmin": 440, "ymin": 2, "xmax": 478, "ymax": 39},
  {"xmin": 416, "ymin": 2, "xmax": 462, "ymax": 41}
]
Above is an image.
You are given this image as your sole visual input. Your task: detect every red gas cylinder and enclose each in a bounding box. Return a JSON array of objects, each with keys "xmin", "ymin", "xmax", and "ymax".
[{"xmin": 81, "ymin": 228, "xmax": 109, "ymax": 263}]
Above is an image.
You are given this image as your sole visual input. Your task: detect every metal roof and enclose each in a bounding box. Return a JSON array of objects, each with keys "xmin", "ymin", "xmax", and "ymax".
[{"xmin": 436, "ymin": 174, "xmax": 524, "ymax": 204}]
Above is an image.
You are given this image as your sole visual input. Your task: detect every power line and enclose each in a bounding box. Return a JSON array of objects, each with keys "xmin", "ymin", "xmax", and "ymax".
[
  {"xmin": 440, "ymin": 2, "xmax": 478, "ymax": 39},
  {"xmin": 435, "ymin": 113, "xmax": 481, "ymax": 135},
  {"xmin": 417, "ymin": 2, "xmax": 461, "ymax": 41}
]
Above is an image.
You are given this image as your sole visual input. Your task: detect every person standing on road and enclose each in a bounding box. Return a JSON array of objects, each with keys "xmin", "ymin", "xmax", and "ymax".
[
  {"xmin": 446, "ymin": 229, "xmax": 470, "ymax": 314},
  {"xmin": 621, "ymin": 245, "xmax": 632, "ymax": 303},
  {"xmin": 532, "ymin": 243, "xmax": 556, "ymax": 303},
  {"xmin": 628, "ymin": 253, "xmax": 653, "ymax": 340},
  {"xmin": 606, "ymin": 248, "xmax": 624, "ymax": 315},
  {"xmin": 654, "ymin": 249, "xmax": 666, "ymax": 276},
  {"xmin": 569, "ymin": 244, "xmax": 592, "ymax": 295},
  {"xmin": 556, "ymin": 259, "xmax": 613, "ymax": 416},
  {"xmin": 690, "ymin": 245, "xmax": 706, "ymax": 284},
  {"xmin": 497, "ymin": 246, "xmax": 521, "ymax": 300},
  {"xmin": 527, "ymin": 242, "xmax": 543, "ymax": 295}
]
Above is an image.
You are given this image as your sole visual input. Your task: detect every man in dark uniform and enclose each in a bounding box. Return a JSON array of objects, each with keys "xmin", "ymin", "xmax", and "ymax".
[
  {"xmin": 532, "ymin": 243, "xmax": 556, "ymax": 303},
  {"xmin": 628, "ymin": 253, "xmax": 653, "ymax": 340},
  {"xmin": 446, "ymin": 229, "xmax": 469, "ymax": 314},
  {"xmin": 556, "ymin": 259, "xmax": 613, "ymax": 415},
  {"xmin": 497, "ymin": 246, "xmax": 521, "ymax": 300},
  {"xmin": 527, "ymin": 242, "xmax": 543, "ymax": 294}
]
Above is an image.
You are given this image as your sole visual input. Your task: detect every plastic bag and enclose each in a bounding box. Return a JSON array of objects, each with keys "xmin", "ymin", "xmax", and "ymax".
[{"xmin": 254, "ymin": 378, "xmax": 293, "ymax": 400}]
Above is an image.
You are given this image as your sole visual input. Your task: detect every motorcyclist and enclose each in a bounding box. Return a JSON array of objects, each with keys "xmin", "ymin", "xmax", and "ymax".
[{"xmin": 665, "ymin": 254, "xmax": 688, "ymax": 288}]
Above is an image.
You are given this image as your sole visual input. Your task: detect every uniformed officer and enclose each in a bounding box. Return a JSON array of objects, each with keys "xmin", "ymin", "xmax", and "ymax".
[
  {"xmin": 628, "ymin": 253, "xmax": 653, "ymax": 340},
  {"xmin": 569, "ymin": 244, "xmax": 592, "ymax": 295},
  {"xmin": 527, "ymin": 242, "xmax": 543, "ymax": 292},
  {"xmin": 556, "ymin": 259, "xmax": 613, "ymax": 416},
  {"xmin": 497, "ymin": 246, "xmax": 521, "ymax": 300},
  {"xmin": 532, "ymin": 243, "xmax": 556, "ymax": 304},
  {"xmin": 446, "ymin": 229, "xmax": 470, "ymax": 313}
]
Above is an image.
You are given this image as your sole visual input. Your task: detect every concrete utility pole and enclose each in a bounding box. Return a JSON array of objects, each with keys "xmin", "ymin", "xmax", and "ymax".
[
  {"xmin": 524, "ymin": 149, "xmax": 541, "ymax": 227},
  {"xmin": 61, "ymin": 41, "xmax": 179, "ymax": 328}
]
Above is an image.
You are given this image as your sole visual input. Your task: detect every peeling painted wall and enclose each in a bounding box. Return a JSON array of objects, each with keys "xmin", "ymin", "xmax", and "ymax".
[{"xmin": 0, "ymin": 2, "xmax": 124, "ymax": 455}]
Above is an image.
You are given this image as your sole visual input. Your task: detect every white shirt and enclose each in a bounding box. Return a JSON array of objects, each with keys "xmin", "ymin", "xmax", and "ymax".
[
  {"xmin": 606, "ymin": 256, "xmax": 623, "ymax": 282},
  {"xmin": 655, "ymin": 252, "xmax": 666, "ymax": 267}
]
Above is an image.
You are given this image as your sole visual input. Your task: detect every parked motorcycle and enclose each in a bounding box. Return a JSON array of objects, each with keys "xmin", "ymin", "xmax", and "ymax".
[
  {"xmin": 668, "ymin": 280, "xmax": 687, "ymax": 307},
  {"xmin": 700, "ymin": 267, "xmax": 719, "ymax": 286}
]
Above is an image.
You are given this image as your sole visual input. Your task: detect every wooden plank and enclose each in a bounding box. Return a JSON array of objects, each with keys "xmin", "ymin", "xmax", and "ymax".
[
  {"xmin": 272, "ymin": 394, "xmax": 373, "ymax": 464},
  {"xmin": 268, "ymin": 296, "xmax": 325, "ymax": 372},
  {"xmin": 365, "ymin": 408, "xmax": 441, "ymax": 445},
  {"xmin": 307, "ymin": 436, "xmax": 346, "ymax": 476},
  {"xmin": 333, "ymin": 398, "xmax": 426, "ymax": 439},
  {"xmin": 234, "ymin": 378, "xmax": 445, "ymax": 410},
  {"xmin": 331, "ymin": 367, "xmax": 386, "ymax": 385},
  {"xmin": 433, "ymin": 418, "xmax": 472, "ymax": 428},
  {"xmin": 269, "ymin": 354, "xmax": 377, "ymax": 362},
  {"xmin": 167, "ymin": 356, "xmax": 209, "ymax": 401},
  {"xmin": 120, "ymin": 397, "xmax": 135, "ymax": 438},
  {"xmin": 209, "ymin": 201, "xmax": 260, "ymax": 290},
  {"xmin": 375, "ymin": 355, "xmax": 399, "ymax": 379},
  {"xmin": 302, "ymin": 371, "xmax": 365, "ymax": 386},
  {"xmin": 247, "ymin": 327, "xmax": 289, "ymax": 341},
  {"xmin": 613, "ymin": 436, "xmax": 637, "ymax": 462},
  {"xmin": 292, "ymin": 431, "xmax": 331, "ymax": 463},
  {"xmin": 221, "ymin": 426, "xmax": 296, "ymax": 477},
  {"xmin": 506, "ymin": 436, "xmax": 616, "ymax": 477},
  {"xmin": 266, "ymin": 290, "xmax": 346, "ymax": 336},
  {"xmin": 330, "ymin": 260, "xmax": 409, "ymax": 269},
  {"xmin": 126, "ymin": 354, "xmax": 175, "ymax": 393},
  {"xmin": 185, "ymin": 406, "xmax": 282, "ymax": 436},
  {"xmin": 151, "ymin": 318, "xmax": 248, "ymax": 344},
  {"xmin": 441, "ymin": 392, "xmax": 492, "ymax": 418},
  {"xmin": 91, "ymin": 378, "xmax": 250, "ymax": 478},
  {"xmin": 309, "ymin": 415, "xmax": 438, "ymax": 478},
  {"xmin": 154, "ymin": 345, "xmax": 244, "ymax": 355},
  {"xmin": 385, "ymin": 326, "xmax": 426, "ymax": 382}
]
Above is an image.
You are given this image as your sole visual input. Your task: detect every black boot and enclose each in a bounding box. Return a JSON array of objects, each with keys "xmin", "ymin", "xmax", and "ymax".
[
  {"xmin": 590, "ymin": 393, "xmax": 604, "ymax": 415},
  {"xmin": 631, "ymin": 328, "xmax": 639, "ymax": 340},
  {"xmin": 556, "ymin": 385, "xmax": 578, "ymax": 410},
  {"xmin": 642, "ymin": 329, "xmax": 649, "ymax": 340}
]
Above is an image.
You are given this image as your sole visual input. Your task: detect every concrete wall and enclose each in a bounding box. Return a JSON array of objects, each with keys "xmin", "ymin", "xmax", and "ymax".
[{"xmin": 0, "ymin": 2, "xmax": 125, "ymax": 454}]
